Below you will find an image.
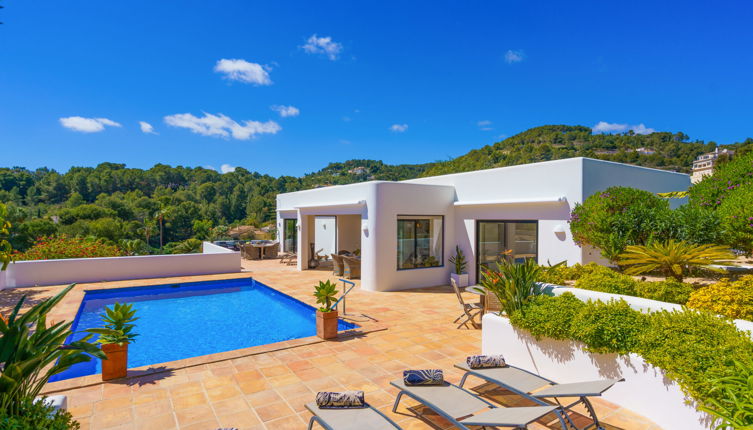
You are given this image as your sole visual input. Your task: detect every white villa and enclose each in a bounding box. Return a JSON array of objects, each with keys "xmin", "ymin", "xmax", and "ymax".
[{"xmin": 276, "ymin": 157, "xmax": 689, "ymax": 292}]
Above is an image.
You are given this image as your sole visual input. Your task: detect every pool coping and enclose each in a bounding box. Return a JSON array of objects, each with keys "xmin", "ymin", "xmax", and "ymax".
[{"xmin": 41, "ymin": 273, "xmax": 386, "ymax": 395}]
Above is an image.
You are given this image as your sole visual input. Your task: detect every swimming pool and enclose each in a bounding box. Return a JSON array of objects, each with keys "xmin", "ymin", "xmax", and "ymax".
[{"xmin": 51, "ymin": 278, "xmax": 357, "ymax": 382}]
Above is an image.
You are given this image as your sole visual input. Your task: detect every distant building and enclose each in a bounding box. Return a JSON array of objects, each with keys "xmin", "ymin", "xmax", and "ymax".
[
  {"xmin": 692, "ymin": 148, "xmax": 734, "ymax": 183},
  {"xmin": 634, "ymin": 147, "xmax": 655, "ymax": 155},
  {"xmin": 348, "ymin": 167, "xmax": 369, "ymax": 175}
]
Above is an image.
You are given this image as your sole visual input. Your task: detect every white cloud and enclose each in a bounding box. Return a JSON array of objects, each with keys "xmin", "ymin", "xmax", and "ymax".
[
  {"xmin": 477, "ymin": 120, "xmax": 493, "ymax": 131},
  {"xmin": 505, "ymin": 49, "xmax": 525, "ymax": 64},
  {"xmin": 59, "ymin": 116, "xmax": 121, "ymax": 133},
  {"xmin": 220, "ymin": 164, "xmax": 236, "ymax": 174},
  {"xmin": 270, "ymin": 105, "xmax": 300, "ymax": 118},
  {"xmin": 214, "ymin": 59, "xmax": 272, "ymax": 85},
  {"xmin": 389, "ymin": 124, "xmax": 408, "ymax": 133},
  {"xmin": 630, "ymin": 123, "xmax": 656, "ymax": 135},
  {"xmin": 592, "ymin": 121, "xmax": 656, "ymax": 135},
  {"xmin": 139, "ymin": 121, "xmax": 157, "ymax": 134},
  {"xmin": 302, "ymin": 34, "xmax": 343, "ymax": 60},
  {"xmin": 164, "ymin": 112, "xmax": 281, "ymax": 140}
]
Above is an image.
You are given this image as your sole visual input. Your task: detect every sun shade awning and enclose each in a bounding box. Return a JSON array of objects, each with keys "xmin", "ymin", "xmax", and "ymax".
[{"xmin": 453, "ymin": 196, "xmax": 567, "ymax": 206}]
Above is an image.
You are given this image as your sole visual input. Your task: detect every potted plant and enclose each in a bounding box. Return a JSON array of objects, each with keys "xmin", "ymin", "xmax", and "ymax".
[
  {"xmin": 86, "ymin": 302, "xmax": 138, "ymax": 381},
  {"xmin": 448, "ymin": 246, "xmax": 469, "ymax": 287},
  {"xmin": 313, "ymin": 280, "xmax": 339, "ymax": 340}
]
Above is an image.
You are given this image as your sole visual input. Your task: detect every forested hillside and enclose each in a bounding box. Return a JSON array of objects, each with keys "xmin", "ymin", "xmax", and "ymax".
[
  {"xmin": 1, "ymin": 125, "xmax": 750, "ymax": 254},
  {"xmin": 423, "ymin": 125, "xmax": 720, "ymax": 176}
]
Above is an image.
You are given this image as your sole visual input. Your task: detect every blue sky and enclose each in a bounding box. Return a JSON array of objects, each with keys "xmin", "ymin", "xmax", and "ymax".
[{"xmin": 1, "ymin": 1, "xmax": 752, "ymax": 176}]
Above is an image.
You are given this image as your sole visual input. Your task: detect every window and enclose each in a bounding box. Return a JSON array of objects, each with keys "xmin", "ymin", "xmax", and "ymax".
[
  {"xmin": 397, "ymin": 216, "xmax": 443, "ymax": 270},
  {"xmin": 283, "ymin": 219, "xmax": 297, "ymax": 252}
]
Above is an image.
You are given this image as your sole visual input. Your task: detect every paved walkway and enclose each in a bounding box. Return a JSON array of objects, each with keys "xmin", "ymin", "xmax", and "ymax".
[{"xmin": 12, "ymin": 259, "xmax": 661, "ymax": 430}]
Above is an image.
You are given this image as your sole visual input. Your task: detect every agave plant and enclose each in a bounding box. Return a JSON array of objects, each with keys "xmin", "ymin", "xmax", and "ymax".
[
  {"xmin": 0, "ymin": 284, "xmax": 105, "ymax": 414},
  {"xmin": 480, "ymin": 259, "xmax": 543, "ymax": 316},
  {"xmin": 313, "ymin": 280, "xmax": 339, "ymax": 312},
  {"xmin": 85, "ymin": 302, "xmax": 139, "ymax": 345},
  {"xmin": 618, "ymin": 239, "xmax": 735, "ymax": 282},
  {"xmin": 701, "ymin": 360, "xmax": 753, "ymax": 429}
]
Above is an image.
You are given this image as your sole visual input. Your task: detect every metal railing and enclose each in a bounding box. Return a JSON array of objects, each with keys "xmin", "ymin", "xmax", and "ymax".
[{"xmin": 330, "ymin": 278, "xmax": 356, "ymax": 315}]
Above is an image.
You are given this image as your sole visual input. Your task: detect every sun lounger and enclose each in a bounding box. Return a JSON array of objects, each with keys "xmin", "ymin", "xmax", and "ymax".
[
  {"xmin": 455, "ymin": 362, "xmax": 621, "ymax": 430},
  {"xmin": 390, "ymin": 379, "xmax": 558, "ymax": 430},
  {"xmin": 305, "ymin": 402, "xmax": 402, "ymax": 430}
]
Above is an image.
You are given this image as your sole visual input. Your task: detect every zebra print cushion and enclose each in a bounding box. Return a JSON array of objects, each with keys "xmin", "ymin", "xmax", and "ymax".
[
  {"xmin": 403, "ymin": 369, "xmax": 444, "ymax": 386},
  {"xmin": 466, "ymin": 354, "xmax": 506, "ymax": 369},
  {"xmin": 315, "ymin": 390, "xmax": 365, "ymax": 408}
]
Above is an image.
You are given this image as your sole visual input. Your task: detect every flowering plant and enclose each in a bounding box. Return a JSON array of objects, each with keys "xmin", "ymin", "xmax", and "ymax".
[{"xmin": 14, "ymin": 235, "xmax": 124, "ymax": 261}]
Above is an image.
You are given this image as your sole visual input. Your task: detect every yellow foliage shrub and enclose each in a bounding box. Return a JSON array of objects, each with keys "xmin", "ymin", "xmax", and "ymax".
[{"xmin": 686, "ymin": 275, "xmax": 753, "ymax": 320}]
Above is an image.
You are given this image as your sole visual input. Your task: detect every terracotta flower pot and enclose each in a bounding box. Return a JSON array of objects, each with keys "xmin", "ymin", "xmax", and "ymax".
[
  {"xmin": 101, "ymin": 343, "xmax": 128, "ymax": 381},
  {"xmin": 316, "ymin": 309, "xmax": 339, "ymax": 340}
]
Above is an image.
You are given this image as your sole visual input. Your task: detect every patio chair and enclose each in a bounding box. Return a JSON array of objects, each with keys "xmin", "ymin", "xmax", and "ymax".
[
  {"xmin": 450, "ymin": 278, "xmax": 482, "ymax": 329},
  {"xmin": 305, "ymin": 402, "xmax": 402, "ymax": 430},
  {"xmin": 241, "ymin": 244, "xmax": 261, "ymax": 260},
  {"xmin": 390, "ymin": 378, "xmax": 558, "ymax": 430},
  {"xmin": 341, "ymin": 256, "xmax": 361, "ymax": 279},
  {"xmin": 455, "ymin": 361, "xmax": 622, "ymax": 430},
  {"xmin": 331, "ymin": 254, "xmax": 344, "ymax": 276},
  {"xmin": 262, "ymin": 242, "xmax": 279, "ymax": 260},
  {"xmin": 280, "ymin": 252, "xmax": 297, "ymax": 265}
]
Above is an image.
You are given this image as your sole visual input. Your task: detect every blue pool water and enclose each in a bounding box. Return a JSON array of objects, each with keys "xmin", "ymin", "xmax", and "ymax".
[{"xmin": 50, "ymin": 278, "xmax": 357, "ymax": 381}]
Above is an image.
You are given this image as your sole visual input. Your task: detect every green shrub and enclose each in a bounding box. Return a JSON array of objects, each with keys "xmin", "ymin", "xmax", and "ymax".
[
  {"xmin": 509, "ymin": 293, "xmax": 584, "ymax": 340},
  {"xmin": 538, "ymin": 262, "xmax": 609, "ymax": 284},
  {"xmin": 638, "ymin": 310, "xmax": 753, "ymax": 403},
  {"xmin": 686, "ymin": 276, "xmax": 753, "ymax": 320},
  {"xmin": 689, "ymin": 152, "xmax": 753, "ymax": 210},
  {"xmin": 701, "ymin": 359, "xmax": 753, "ymax": 429},
  {"xmin": 717, "ymin": 183, "xmax": 753, "ymax": 255},
  {"xmin": 575, "ymin": 266, "xmax": 638, "ymax": 296},
  {"xmin": 569, "ymin": 186, "xmax": 669, "ymax": 261},
  {"xmin": 480, "ymin": 259, "xmax": 543, "ymax": 315},
  {"xmin": 510, "ymin": 294, "xmax": 753, "ymax": 412},
  {"xmin": 570, "ymin": 299, "xmax": 645, "ymax": 353},
  {"xmin": 634, "ymin": 279, "xmax": 694, "ymax": 304},
  {"xmin": 0, "ymin": 399, "xmax": 80, "ymax": 430}
]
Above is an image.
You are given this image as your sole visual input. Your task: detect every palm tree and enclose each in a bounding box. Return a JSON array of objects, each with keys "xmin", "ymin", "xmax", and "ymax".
[
  {"xmin": 619, "ymin": 240, "xmax": 735, "ymax": 282},
  {"xmin": 137, "ymin": 219, "xmax": 156, "ymax": 248},
  {"xmin": 154, "ymin": 208, "xmax": 169, "ymax": 252}
]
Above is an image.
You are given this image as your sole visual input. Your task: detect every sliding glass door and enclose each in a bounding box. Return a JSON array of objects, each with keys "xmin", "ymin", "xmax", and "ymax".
[
  {"xmin": 476, "ymin": 220, "xmax": 538, "ymax": 281},
  {"xmin": 283, "ymin": 219, "xmax": 297, "ymax": 252}
]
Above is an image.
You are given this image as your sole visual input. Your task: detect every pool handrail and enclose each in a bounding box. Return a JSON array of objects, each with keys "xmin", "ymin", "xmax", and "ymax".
[{"xmin": 332, "ymin": 279, "xmax": 356, "ymax": 315}]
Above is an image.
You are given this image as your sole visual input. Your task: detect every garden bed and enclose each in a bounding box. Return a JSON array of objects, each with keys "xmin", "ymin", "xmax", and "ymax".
[{"xmin": 482, "ymin": 313, "xmax": 712, "ymax": 430}]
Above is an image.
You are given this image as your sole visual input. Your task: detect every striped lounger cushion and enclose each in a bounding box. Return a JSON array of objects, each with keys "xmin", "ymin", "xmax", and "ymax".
[
  {"xmin": 466, "ymin": 354, "xmax": 506, "ymax": 369},
  {"xmin": 403, "ymin": 369, "xmax": 444, "ymax": 385},
  {"xmin": 315, "ymin": 391, "xmax": 366, "ymax": 408}
]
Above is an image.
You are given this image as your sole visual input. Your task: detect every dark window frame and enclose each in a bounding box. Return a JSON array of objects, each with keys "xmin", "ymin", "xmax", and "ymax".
[
  {"xmin": 475, "ymin": 219, "xmax": 539, "ymax": 283},
  {"xmin": 282, "ymin": 218, "xmax": 298, "ymax": 253},
  {"xmin": 396, "ymin": 215, "xmax": 445, "ymax": 271}
]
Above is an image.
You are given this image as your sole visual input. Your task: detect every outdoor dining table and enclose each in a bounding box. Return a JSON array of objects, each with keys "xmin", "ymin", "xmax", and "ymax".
[
  {"xmin": 250, "ymin": 241, "xmax": 277, "ymax": 259},
  {"xmin": 465, "ymin": 284, "xmax": 486, "ymax": 307}
]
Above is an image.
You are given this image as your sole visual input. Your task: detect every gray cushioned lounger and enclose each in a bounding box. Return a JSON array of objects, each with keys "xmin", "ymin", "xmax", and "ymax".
[
  {"xmin": 455, "ymin": 362, "xmax": 621, "ymax": 430},
  {"xmin": 390, "ymin": 379, "xmax": 557, "ymax": 430},
  {"xmin": 305, "ymin": 402, "xmax": 402, "ymax": 430}
]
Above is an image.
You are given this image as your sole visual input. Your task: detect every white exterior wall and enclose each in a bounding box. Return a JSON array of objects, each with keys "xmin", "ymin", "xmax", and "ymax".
[
  {"xmin": 0, "ymin": 242, "xmax": 240, "ymax": 289},
  {"xmin": 405, "ymin": 158, "xmax": 584, "ymax": 282},
  {"xmin": 275, "ymin": 158, "xmax": 691, "ymax": 291}
]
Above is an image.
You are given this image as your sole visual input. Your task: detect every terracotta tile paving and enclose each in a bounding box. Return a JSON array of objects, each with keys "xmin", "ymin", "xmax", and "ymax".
[{"xmin": 7, "ymin": 259, "xmax": 664, "ymax": 429}]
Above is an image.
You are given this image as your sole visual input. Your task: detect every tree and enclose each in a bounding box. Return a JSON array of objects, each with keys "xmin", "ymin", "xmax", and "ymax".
[
  {"xmin": 0, "ymin": 203, "xmax": 13, "ymax": 270},
  {"xmin": 192, "ymin": 219, "xmax": 212, "ymax": 241},
  {"xmin": 137, "ymin": 219, "xmax": 157, "ymax": 247},
  {"xmin": 618, "ymin": 240, "xmax": 735, "ymax": 282},
  {"xmin": 154, "ymin": 207, "xmax": 170, "ymax": 252}
]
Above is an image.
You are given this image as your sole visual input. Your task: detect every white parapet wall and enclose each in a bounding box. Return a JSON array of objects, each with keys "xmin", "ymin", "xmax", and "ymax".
[
  {"xmin": 0, "ymin": 242, "xmax": 240, "ymax": 289},
  {"xmin": 482, "ymin": 313, "xmax": 712, "ymax": 430}
]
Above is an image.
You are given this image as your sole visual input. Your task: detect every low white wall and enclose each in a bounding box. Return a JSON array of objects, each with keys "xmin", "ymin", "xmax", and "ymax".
[
  {"xmin": 482, "ymin": 313, "xmax": 711, "ymax": 430},
  {"xmin": 0, "ymin": 242, "xmax": 240, "ymax": 289}
]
